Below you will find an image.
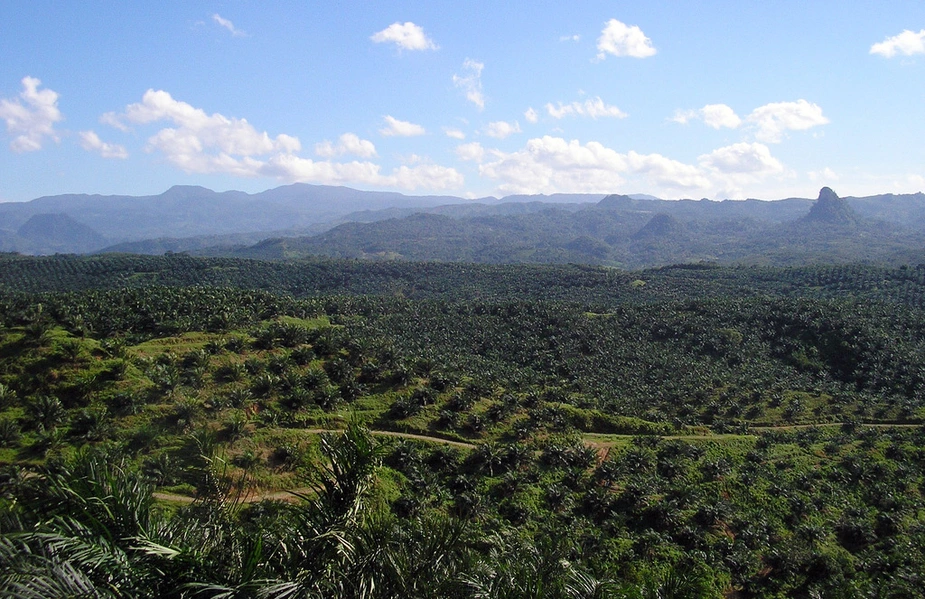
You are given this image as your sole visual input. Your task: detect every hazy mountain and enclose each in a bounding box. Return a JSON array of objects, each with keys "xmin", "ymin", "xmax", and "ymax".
[
  {"xmin": 0, "ymin": 184, "xmax": 466, "ymax": 254},
  {"xmin": 16, "ymin": 213, "xmax": 107, "ymax": 254},
  {"xmin": 221, "ymin": 188, "xmax": 925, "ymax": 268},
  {"xmin": 3, "ymin": 183, "xmax": 925, "ymax": 262}
]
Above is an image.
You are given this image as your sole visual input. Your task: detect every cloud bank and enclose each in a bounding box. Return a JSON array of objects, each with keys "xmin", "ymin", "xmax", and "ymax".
[
  {"xmin": 672, "ymin": 100, "xmax": 828, "ymax": 142},
  {"xmin": 103, "ymin": 90, "xmax": 459, "ymax": 190},
  {"xmin": 459, "ymin": 135, "xmax": 789, "ymax": 197}
]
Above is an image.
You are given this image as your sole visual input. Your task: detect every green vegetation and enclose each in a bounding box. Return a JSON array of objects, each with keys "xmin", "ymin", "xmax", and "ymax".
[{"xmin": 1, "ymin": 254, "xmax": 924, "ymax": 597}]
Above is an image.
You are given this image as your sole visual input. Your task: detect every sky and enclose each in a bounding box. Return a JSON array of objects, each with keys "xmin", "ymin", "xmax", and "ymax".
[{"xmin": 1, "ymin": 1, "xmax": 925, "ymax": 203}]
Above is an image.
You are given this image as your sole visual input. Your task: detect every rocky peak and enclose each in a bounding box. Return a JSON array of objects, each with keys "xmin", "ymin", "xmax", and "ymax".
[{"xmin": 802, "ymin": 187, "xmax": 859, "ymax": 225}]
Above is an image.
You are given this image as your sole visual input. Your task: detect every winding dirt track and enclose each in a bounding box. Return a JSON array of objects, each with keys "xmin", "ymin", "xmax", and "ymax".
[{"xmin": 152, "ymin": 422, "xmax": 919, "ymax": 504}]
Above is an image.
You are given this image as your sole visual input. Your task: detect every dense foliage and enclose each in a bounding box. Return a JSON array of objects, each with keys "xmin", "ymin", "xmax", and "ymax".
[
  {"xmin": 0, "ymin": 255, "xmax": 924, "ymax": 597},
  {"xmin": 7, "ymin": 253, "xmax": 925, "ymax": 309}
]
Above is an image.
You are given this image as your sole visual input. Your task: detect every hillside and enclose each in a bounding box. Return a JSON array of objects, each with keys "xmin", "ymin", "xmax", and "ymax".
[{"xmin": 1, "ymin": 256, "xmax": 924, "ymax": 596}]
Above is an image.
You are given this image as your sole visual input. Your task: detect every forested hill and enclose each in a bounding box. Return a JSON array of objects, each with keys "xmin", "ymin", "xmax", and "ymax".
[
  {"xmin": 4, "ymin": 253, "xmax": 925, "ymax": 309},
  {"xmin": 221, "ymin": 188, "xmax": 925, "ymax": 267}
]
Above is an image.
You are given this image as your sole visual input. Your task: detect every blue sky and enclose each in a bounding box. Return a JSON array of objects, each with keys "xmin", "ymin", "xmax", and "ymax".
[{"xmin": 1, "ymin": 1, "xmax": 924, "ymax": 202}]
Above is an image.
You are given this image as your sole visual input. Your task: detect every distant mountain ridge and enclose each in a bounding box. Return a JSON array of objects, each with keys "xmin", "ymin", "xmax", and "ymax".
[
  {"xmin": 0, "ymin": 184, "xmax": 477, "ymax": 254},
  {"xmin": 219, "ymin": 187, "xmax": 925, "ymax": 268},
  {"xmin": 1, "ymin": 183, "xmax": 924, "ymax": 266}
]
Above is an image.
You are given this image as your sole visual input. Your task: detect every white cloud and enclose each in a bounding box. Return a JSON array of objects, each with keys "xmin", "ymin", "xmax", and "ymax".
[
  {"xmin": 314, "ymin": 133, "xmax": 377, "ymax": 158},
  {"xmin": 389, "ymin": 164, "xmax": 462, "ymax": 190},
  {"xmin": 626, "ymin": 151, "xmax": 711, "ymax": 189},
  {"xmin": 260, "ymin": 154, "xmax": 462, "ymax": 190},
  {"xmin": 746, "ymin": 99, "xmax": 828, "ymax": 143},
  {"xmin": 697, "ymin": 142, "xmax": 786, "ymax": 198},
  {"xmin": 699, "ymin": 142, "xmax": 783, "ymax": 175},
  {"xmin": 670, "ymin": 104, "xmax": 741, "ymax": 129},
  {"xmin": 701, "ymin": 104, "xmax": 742, "ymax": 129},
  {"xmin": 524, "ymin": 107, "xmax": 539, "ymax": 124},
  {"xmin": 596, "ymin": 19, "xmax": 656, "ymax": 59},
  {"xmin": 478, "ymin": 137, "xmax": 626, "ymax": 194},
  {"xmin": 476, "ymin": 136, "xmax": 709, "ymax": 195},
  {"xmin": 484, "ymin": 121, "xmax": 521, "ymax": 139},
  {"xmin": 669, "ymin": 109, "xmax": 697, "ymax": 125},
  {"xmin": 103, "ymin": 90, "xmax": 458, "ymax": 191},
  {"xmin": 546, "ymin": 97, "xmax": 627, "ymax": 119},
  {"xmin": 453, "ymin": 59, "xmax": 485, "ymax": 109},
  {"xmin": 79, "ymin": 130, "xmax": 128, "ymax": 159},
  {"xmin": 870, "ymin": 29, "xmax": 925, "ymax": 57},
  {"xmin": 109, "ymin": 89, "xmax": 301, "ymax": 167},
  {"xmin": 100, "ymin": 111, "xmax": 130, "ymax": 132},
  {"xmin": 0, "ymin": 76, "xmax": 63, "ymax": 152},
  {"xmin": 379, "ymin": 115, "xmax": 426, "ymax": 137},
  {"xmin": 370, "ymin": 22, "xmax": 438, "ymax": 51},
  {"xmin": 456, "ymin": 142, "xmax": 485, "ymax": 162},
  {"xmin": 212, "ymin": 14, "xmax": 247, "ymax": 37},
  {"xmin": 444, "ymin": 128, "xmax": 466, "ymax": 140},
  {"xmin": 560, "ymin": 34, "xmax": 581, "ymax": 42}
]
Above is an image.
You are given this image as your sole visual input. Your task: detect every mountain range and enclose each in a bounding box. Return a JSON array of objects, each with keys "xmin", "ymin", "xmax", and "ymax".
[{"xmin": 1, "ymin": 183, "xmax": 925, "ymax": 268}]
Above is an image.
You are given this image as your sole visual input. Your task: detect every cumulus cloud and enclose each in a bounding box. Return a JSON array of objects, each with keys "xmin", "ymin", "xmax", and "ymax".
[
  {"xmin": 746, "ymin": 100, "xmax": 828, "ymax": 143},
  {"xmin": 107, "ymin": 89, "xmax": 301, "ymax": 165},
  {"xmin": 79, "ymin": 130, "xmax": 128, "ymax": 159},
  {"xmin": 698, "ymin": 142, "xmax": 783, "ymax": 176},
  {"xmin": 453, "ymin": 59, "xmax": 485, "ymax": 109},
  {"xmin": 484, "ymin": 121, "xmax": 521, "ymax": 139},
  {"xmin": 444, "ymin": 128, "xmax": 466, "ymax": 140},
  {"xmin": 103, "ymin": 90, "xmax": 458, "ymax": 191},
  {"xmin": 371, "ymin": 22, "xmax": 438, "ymax": 51},
  {"xmin": 671, "ymin": 104, "xmax": 741, "ymax": 129},
  {"xmin": 672, "ymin": 100, "xmax": 826, "ymax": 141},
  {"xmin": 626, "ymin": 151, "xmax": 710, "ymax": 189},
  {"xmin": 314, "ymin": 133, "xmax": 376, "ymax": 158},
  {"xmin": 524, "ymin": 107, "xmax": 539, "ymax": 124},
  {"xmin": 380, "ymin": 115, "xmax": 426, "ymax": 137},
  {"xmin": 475, "ymin": 136, "xmax": 709, "ymax": 195},
  {"xmin": 870, "ymin": 29, "xmax": 925, "ymax": 57},
  {"xmin": 0, "ymin": 76, "xmax": 63, "ymax": 152},
  {"xmin": 456, "ymin": 141, "xmax": 485, "ymax": 162},
  {"xmin": 212, "ymin": 14, "xmax": 247, "ymax": 37},
  {"xmin": 697, "ymin": 142, "xmax": 786, "ymax": 197},
  {"xmin": 701, "ymin": 104, "xmax": 742, "ymax": 129},
  {"xmin": 546, "ymin": 97, "xmax": 627, "ymax": 119},
  {"xmin": 596, "ymin": 19, "xmax": 656, "ymax": 59}
]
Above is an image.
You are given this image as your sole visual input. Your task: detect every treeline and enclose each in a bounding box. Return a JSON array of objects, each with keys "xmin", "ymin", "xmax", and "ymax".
[{"xmin": 6, "ymin": 253, "xmax": 925, "ymax": 308}]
